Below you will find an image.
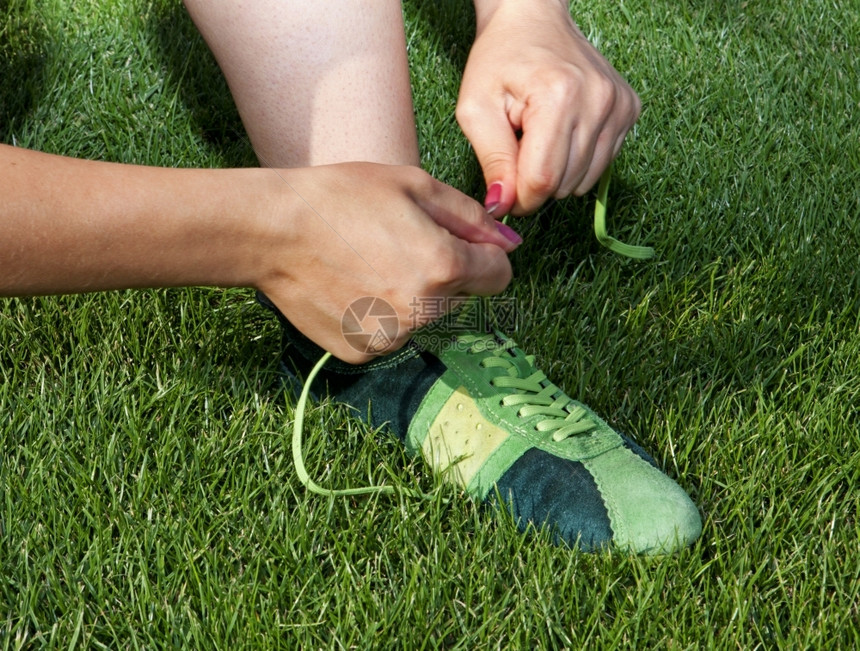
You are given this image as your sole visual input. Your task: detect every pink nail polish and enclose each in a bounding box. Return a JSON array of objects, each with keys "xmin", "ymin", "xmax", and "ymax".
[
  {"xmin": 484, "ymin": 182, "xmax": 503, "ymax": 214},
  {"xmin": 495, "ymin": 220, "xmax": 523, "ymax": 246}
]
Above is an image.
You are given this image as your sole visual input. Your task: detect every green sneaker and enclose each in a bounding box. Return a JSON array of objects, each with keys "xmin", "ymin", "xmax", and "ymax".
[
  {"xmin": 264, "ymin": 167, "xmax": 701, "ymax": 553},
  {"xmin": 261, "ymin": 297, "xmax": 702, "ymax": 554}
]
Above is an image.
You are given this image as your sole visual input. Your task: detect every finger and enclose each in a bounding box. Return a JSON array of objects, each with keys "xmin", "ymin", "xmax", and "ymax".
[
  {"xmin": 570, "ymin": 87, "xmax": 640, "ymax": 195},
  {"xmin": 555, "ymin": 84, "xmax": 618, "ymax": 198},
  {"xmin": 416, "ymin": 175, "xmax": 523, "ymax": 251},
  {"xmin": 611, "ymin": 127, "xmax": 627, "ymax": 161},
  {"xmin": 513, "ymin": 98, "xmax": 576, "ymax": 214},
  {"xmin": 557, "ymin": 121, "xmax": 618, "ymax": 197},
  {"xmin": 449, "ymin": 240, "xmax": 513, "ymax": 297},
  {"xmin": 570, "ymin": 128, "xmax": 617, "ymax": 196},
  {"xmin": 455, "ymin": 95, "xmax": 519, "ymax": 216},
  {"xmin": 609, "ymin": 90, "xmax": 641, "ymax": 161}
]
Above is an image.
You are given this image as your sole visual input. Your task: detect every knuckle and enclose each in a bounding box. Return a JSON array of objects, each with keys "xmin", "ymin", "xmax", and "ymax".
[
  {"xmin": 613, "ymin": 84, "xmax": 640, "ymax": 125},
  {"xmin": 496, "ymin": 259, "xmax": 513, "ymax": 290},
  {"xmin": 548, "ymin": 74, "xmax": 578, "ymax": 104},
  {"xmin": 481, "ymin": 149, "xmax": 517, "ymax": 169},
  {"xmin": 525, "ymin": 165, "xmax": 562, "ymax": 198},
  {"xmin": 512, "ymin": 191, "xmax": 544, "ymax": 215},
  {"xmin": 404, "ymin": 165, "xmax": 435, "ymax": 194},
  {"xmin": 570, "ymin": 183, "xmax": 589, "ymax": 198},
  {"xmin": 478, "ymin": 251, "xmax": 512, "ymax": 295},
  {"xmin": 513, "ymin": 199, "xmax": 541, "ymax": 216},
  {"xmin": 430, "ymin": 246, "xmax": 467, "ymax": 286},
  {"xmin": 402, "ymin": 164, "xmax": 428, "ymax": 185},
  {"xmin": 455, "ymin": 98, "xmax": 481, "ymax": 130},
  {"xmin": 592, "ymin": 78, "xmax": 618, "ymax": 117},
  {"xmin": 537, "ymin": 67, "xmax": 582, "ymax": 105},
  {"xmin": 630, "ymin": 90, "xmax": 642, "ymax": 121}
]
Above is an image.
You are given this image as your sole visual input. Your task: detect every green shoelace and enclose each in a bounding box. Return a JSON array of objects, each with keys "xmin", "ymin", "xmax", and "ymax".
[
  {"xmin": 593, "ymin": 165, "xmax": 655, "ymax": 260},
  {"xmin": 464, "ymin": 334, "xmax": 597, "ymax": 441},
  {"xmin": 292, "ymin": 351, "xmax": 414, "ymax": 498},
  {"xmin": 292, "ymin": 165, "xmax": 652, "ymax": 497}
]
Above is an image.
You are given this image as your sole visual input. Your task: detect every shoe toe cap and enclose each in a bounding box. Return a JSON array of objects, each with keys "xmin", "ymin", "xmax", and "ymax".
[{"xmin": 584, "ymin": 445, "xmax": 702, "ymax": 554}]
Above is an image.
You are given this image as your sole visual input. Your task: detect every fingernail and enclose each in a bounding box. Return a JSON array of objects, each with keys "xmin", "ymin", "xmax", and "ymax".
[
  {"xmin": 484, "ymin": 182, "xmax": 503, "ymax": 215},
  {"xmin": 495, "ymin": 220, "xmax": 523, "ymax": 246}
]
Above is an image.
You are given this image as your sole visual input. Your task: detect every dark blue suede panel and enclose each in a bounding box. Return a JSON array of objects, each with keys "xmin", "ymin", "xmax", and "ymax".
[
  {"xmin": 493, "ymin": 448, "xmax": 614, "ymax": 551},
  {"xmin": 309, "ymin": 350, "xmax": 446, "ymax": 440},
  {"xmin": 619, "ymin": 433, "xmax": 658, "ymax": 468}
]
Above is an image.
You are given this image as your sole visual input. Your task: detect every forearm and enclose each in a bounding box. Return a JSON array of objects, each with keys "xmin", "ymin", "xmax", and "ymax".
[{"xmin": 0, "ymin": 144, "xmax": 277, "ymax": 296}]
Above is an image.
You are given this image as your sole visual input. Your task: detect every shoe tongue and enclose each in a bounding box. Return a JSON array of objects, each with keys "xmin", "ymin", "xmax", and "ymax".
[{"xmin": 422, "ymin": 328, "xmax": 535, "ymax": 379}]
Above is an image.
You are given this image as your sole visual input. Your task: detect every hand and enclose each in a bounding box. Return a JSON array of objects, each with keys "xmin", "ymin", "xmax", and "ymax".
[
  {"xmin": 254, "ymin": 163, "xmax": 518, "ymax": 363},
  {"xmin": 457, "ymin": 0, "xmax": 641, "ymax": 215}
]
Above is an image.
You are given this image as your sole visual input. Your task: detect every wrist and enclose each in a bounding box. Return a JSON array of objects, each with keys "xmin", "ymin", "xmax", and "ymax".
[
  {"xmin": 234, "ymin": 167, "xmax": 302, "ymax": 294},
  {"xmin": 100, "ymin": 165, "xmax": 278, "ymax": 292},
  {"xmin": 183, "ymin": 167, "xmax": 279, "ymax": 291},
  {"xmin": 473, "ymin": 0, "xmax": 569, "ymax": 32}
]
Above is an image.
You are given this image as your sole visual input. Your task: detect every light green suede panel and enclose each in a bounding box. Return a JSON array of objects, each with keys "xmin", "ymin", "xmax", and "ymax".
[
  {"xmin": 421, "ymin": 386, "xmax": 506, "ymax": 486},
  {"xmin": 408, "ymin": 372, "xmax": 531, "ymax": 499},
  {"xmin": 582, "ymin": 446, "xmax": 702, "ymax": 554}
]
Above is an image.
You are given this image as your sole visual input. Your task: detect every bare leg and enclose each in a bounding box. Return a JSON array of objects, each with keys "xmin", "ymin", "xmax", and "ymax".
[{"xmin": 184, "ymin": 0, "xmax": 419, "ymax": 168}]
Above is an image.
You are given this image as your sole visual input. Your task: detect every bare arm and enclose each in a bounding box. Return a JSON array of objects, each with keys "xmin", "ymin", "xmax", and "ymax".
[{"xmin": 0, "ymin": 143, "xmax": 273, "ymax": 295}]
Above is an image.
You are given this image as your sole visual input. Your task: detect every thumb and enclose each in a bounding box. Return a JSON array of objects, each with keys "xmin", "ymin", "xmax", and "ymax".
[{"xmin": 456, "ymin": 99, "xmax": 520, "ymax": 216}]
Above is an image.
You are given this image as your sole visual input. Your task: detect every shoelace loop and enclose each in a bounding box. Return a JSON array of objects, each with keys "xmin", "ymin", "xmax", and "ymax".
[
  {"xmin": 292, "ymin": 351, "xmax": 436, "ymax": 499},
  {"xmin": 594, "ymin": 165, "xmax": 655, "ymax": 259}
]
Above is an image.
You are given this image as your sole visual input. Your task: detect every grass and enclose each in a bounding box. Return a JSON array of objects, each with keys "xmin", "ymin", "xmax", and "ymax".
[{"xmin": 2, "ymin": 0, "xmax": 859, "ymax": 647}]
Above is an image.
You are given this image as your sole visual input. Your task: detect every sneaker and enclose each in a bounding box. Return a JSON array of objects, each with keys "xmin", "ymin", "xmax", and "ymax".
[{"xmin": 259, "ymin": 294, "xmax": 702, "ymax": 554}]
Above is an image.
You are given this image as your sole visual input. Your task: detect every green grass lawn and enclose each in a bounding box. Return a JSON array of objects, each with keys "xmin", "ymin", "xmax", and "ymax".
[{"xmin": 2, "ymin": 0, "xmax": 859, "ymax": 647}]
